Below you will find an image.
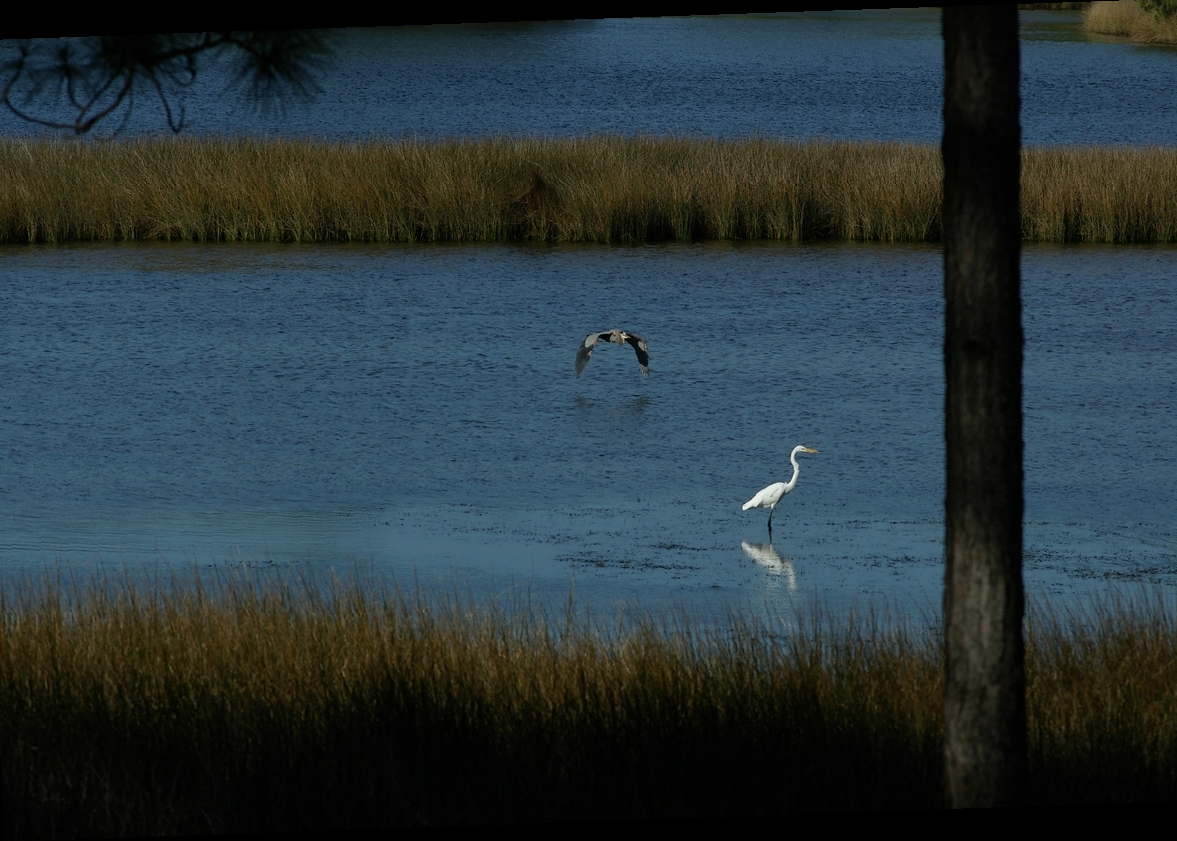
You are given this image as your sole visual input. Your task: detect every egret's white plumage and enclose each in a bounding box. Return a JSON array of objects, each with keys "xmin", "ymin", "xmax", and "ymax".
[
  {"xmin": 742, "ymin": 445, "xmax": 819, "ymax": 535},
  {"xmin": 575, "ymin": 329, "xmax": 649, "ymax": 378}
]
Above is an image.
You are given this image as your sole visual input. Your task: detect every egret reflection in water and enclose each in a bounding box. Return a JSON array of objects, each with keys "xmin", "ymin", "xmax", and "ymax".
[{"xmin": 741, "ymin": 541, "xmax": 797, "ymax": 592}]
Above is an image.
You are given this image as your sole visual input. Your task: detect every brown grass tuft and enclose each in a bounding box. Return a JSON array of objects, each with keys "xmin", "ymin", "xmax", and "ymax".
[{"xmin": 1084, "ymin": 1, "xmax": 1177, "ymax": 43}]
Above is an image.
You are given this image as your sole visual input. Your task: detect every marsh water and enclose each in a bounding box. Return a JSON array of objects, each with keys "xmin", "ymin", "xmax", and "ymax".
[
  {"xmin": 2, "ymin": 11, "xmax": 1176, "ymax": 144},
  {"xmin": 4, "ymin": 243, "xmax": 1176, "ymax": 619},
  {"xmin": 3, "ymin": 11, "xmax": 1177, "ymax": 618}
]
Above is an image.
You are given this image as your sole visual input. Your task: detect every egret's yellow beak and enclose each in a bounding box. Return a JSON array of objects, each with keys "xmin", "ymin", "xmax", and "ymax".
[{"xmin": 805, "ymin": 447, "xmax": 820, "ymax": 454}]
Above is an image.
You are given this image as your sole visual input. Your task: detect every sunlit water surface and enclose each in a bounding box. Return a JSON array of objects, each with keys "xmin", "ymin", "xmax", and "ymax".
[{"xmin": 3, "ymin": 243, "xmax": 1175, "ymax": 619}]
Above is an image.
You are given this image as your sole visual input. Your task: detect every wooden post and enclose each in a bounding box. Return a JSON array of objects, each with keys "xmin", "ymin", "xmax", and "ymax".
[{"xmin": 942, "ymin": 6, "xmax": 1027, "ymax": 808}]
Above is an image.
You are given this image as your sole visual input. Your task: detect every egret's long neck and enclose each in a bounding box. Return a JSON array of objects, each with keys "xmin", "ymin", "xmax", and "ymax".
[{"xmin": 784, "ymin": 449, "xmax": 801, "ymax": 493}]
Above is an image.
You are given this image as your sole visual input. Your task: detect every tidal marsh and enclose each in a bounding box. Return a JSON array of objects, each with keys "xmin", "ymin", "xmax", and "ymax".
[
  {"xmin": 3, "ymin": 137, "xmax": 1177, "ymax": 245},
  {"xmin": 1, "ymin": 572, "xmax": 1174, "ymax": 834}
]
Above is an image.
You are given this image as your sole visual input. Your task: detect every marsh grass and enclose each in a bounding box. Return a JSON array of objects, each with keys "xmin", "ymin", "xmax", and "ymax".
[
  {"xmin": 1026, "ymin": 589, "xmax": 1177, "ymax": 803},
  {"xmin": 1084, "ymin": 1, "xmax": 1177, "ymax": 43},
  {"xmin": 1, "ymin": 569, "xmax": 943, "ymax": 834},
  {"xmin": 4, "ymin": 136, "xmax": 1175, "ymax": 246},
  {"xmin": 2, "ymin": 570, "xmax": 1175, "ymax": 835}
]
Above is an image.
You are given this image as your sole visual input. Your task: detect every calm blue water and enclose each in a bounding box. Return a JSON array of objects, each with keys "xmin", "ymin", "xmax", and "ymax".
[
  {"xmin": 3, "ymin": 243, "xmax": 1176, "ymax": 618},
  {"xmin": 2, "ymin": 11, "xmax": 1176, "ymax": 145},
  {"xmin": 4, "ymin": 11, "xmax": 1177, "ymax": 617}
]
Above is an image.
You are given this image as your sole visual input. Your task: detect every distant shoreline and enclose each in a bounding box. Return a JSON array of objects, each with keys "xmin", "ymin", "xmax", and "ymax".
[{"xmin": 3, "ymin": 136, "xmax": 1176, "ymax": 245}]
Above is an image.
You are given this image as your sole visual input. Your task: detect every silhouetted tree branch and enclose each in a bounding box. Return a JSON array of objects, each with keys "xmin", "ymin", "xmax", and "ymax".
[{"xmin": 1, "ymin": 32, "xmax": 333, "ymax": 134}]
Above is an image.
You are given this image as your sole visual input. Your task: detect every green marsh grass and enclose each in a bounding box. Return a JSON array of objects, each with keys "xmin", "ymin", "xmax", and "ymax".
[
  {"xmin": 2, "ymin": 571, "xmax": 1175, "ymax": 834},
  {"xmin": 4, "ymin": 136, "xmax": 1176, "ymax": 245}
]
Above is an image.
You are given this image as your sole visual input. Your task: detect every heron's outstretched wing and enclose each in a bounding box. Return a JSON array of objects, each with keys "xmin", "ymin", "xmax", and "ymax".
[
  {"xmin": 575, "ymin": 332, "xmax": 605, "ymax": 378},
  {"xmin": 623, "ymin": 333, "xmax": 649, "ymax": 375}
]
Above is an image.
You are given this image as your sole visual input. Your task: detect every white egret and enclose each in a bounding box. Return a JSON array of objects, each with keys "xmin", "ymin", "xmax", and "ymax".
[
  {"xmin": 575, "ymin": 329, "xmax": 649, "ymax": 378},
  {"xmin": 742, "ymin": 445, "xmax": 819, "ymax": 536}
]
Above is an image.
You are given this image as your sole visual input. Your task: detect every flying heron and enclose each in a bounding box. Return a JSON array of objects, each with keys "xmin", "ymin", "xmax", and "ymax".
[
  {"xmin": 742, "ymin": 445, "xmax": 819, "ymax": 536},
  {"xmin": 575, "ymin": 330, "xmax": 649, "ymax": 378}
]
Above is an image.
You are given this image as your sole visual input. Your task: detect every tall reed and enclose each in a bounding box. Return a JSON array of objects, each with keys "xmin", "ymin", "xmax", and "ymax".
[
  {"xmin": 2, "ymin": 571, "xmax": 1175, "ymax": 835},
  {"xmin": 4, "ymin": 136, "xmax": 1174, "ymax": 245}
]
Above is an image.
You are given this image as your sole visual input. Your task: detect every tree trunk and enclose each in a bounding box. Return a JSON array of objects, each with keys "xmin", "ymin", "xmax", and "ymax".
[{"xmin": 942, "ymin": 6, "xmax": 1027, "ymax": 808}]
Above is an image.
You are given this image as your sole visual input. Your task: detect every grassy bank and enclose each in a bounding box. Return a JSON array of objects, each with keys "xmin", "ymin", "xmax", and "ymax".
[
  {"xmin": 3, "ymin": 137, "xmax": 1177, "ymax": 245},
  {"xmin": 1085, "ymin": 1, "xmax": 1177, "ymax": 44},
  {"xmin": 2, "ymin": 574, "xmax": 1175, "ymax": 834}
]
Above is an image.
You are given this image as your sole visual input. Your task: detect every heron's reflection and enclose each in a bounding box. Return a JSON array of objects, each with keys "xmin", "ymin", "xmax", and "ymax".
[{"xmin": 741, "ymin": 541, "xmax": 797, "ymax": 591}]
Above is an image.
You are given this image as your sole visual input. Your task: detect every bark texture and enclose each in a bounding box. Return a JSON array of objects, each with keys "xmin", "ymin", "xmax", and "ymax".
[{"xmin": 942, "ymin": 6, "xmax": 1027, "ymax": 808}]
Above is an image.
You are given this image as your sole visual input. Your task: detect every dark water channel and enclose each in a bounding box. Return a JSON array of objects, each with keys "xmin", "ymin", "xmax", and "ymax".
[{"xmin": 4, "ymin": 243, "xmax": 1175, "ymax": 619}]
